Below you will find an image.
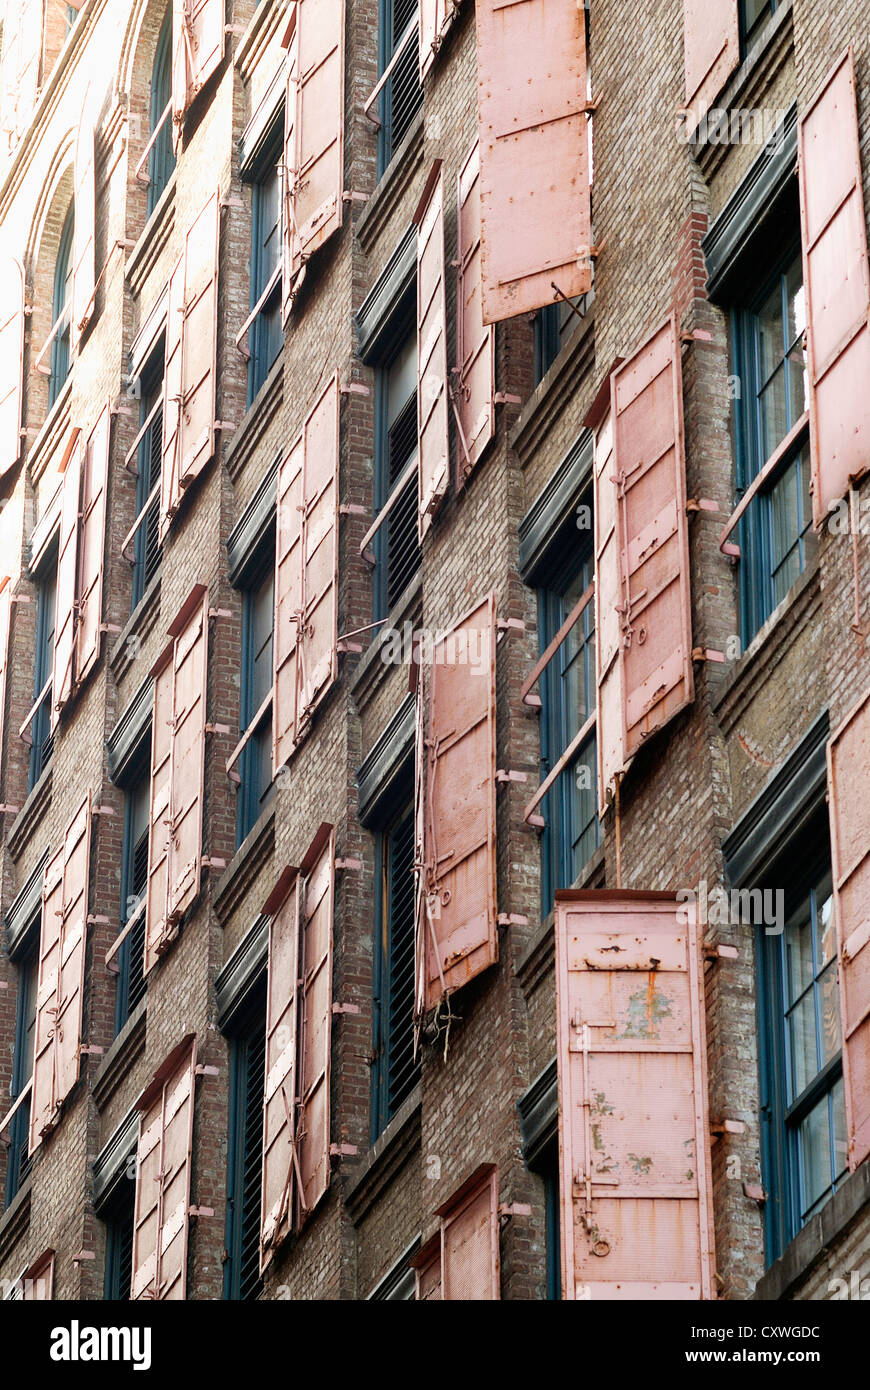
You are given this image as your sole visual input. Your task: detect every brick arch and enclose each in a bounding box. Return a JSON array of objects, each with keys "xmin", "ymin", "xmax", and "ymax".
[{"xmin": 118, "ymin": 0, "xmax": 176, "ymax": 238}]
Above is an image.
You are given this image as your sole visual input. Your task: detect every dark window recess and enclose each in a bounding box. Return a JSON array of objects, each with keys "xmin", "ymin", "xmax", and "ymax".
[
  {"xmin": 378, "ymin": 0, "xmax": 422, "ymax": 175},
  {"xmin": 133, "ymin": 378, "xmax": 163, "ymax": 608},
  {"xmin": 5, "ymin": 949, "xmax": 37, "ymax": 1203},
  {"xmin": 237, "ymin": 554, "xmax": 275, "ymax": 845},
  {"xmin": 224, "ymin": 996, "xmax": 266, "ymax": 1301},
  {"xmin": 247, "ymin": 133, "xmax": 283, "ymax": 404},
  {"xmin": 541, "ymin": 1141, "xmax": 562, "ymax": 1301},
  {"xmin": 103, "ymin": 1177, "xmax": 136, "ymax": 1300},
  {"xmin": 148, "ymin": 7, "xmax": 175, "ymax": 214},
  {"xmin": 383, "ymin": 393, "xmax": 420, "ymax": 614},
  {"xmin": 372, "ymin": 801, "xmax": 420, "ymax": 1139},
  {"xmin": 115, "ymin": 772, "xmax": 150, "ymax": 1033},
  {"xmin": 534, "ymin": 296, "xmax": 583, "ymax": 386},
  {"xmin": 29, "ymin": 562, "xmax": 57, "ymax": 789},
  {"xmin": 50, "ymin": 205, "xmax": 74, "ymax": 407},
  {"xmin": 740, "ymin": 0, "xmax": 779, "ymax": 54}
]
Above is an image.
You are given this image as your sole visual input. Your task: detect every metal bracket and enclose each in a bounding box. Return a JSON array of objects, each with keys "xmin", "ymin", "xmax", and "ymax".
[
  {"xmin": 72, "ymin": 1251, "xmax": 96, "ymax": 1264},
  {"xmin": 202, "ymin": 856, "xmax": 227, "ymax": 870},
  {"xmin": 339, "ymin": 382, "xmax": 370, "ymax": 397},
  {"xmin": 195, "ymin": 1064, "xmax": 220, "ymax": 1077},
  {"xmin": 99, "ymin": 623, "xmax": 123, "ymax": 635},
  {"xmin": 680, "ymin": 329, "xmax": 713, "ymax": 345},
  {"xmin": 342, "ymin": 191, "xmax": 369, "ymax": 204},
  {"xmin": 686, "ymin": 498, "xmax": 722, "ymax": 515},
  {"xmin": 110, "ymin": 403, "xmax": 135, "ymax": 419},
  {"xmin": 80, "ymin": 1045, "xmax": 104, "ymax": 1056},
  {"xmin": 92, "ymin": 804, "xmax": 115, "ymax": 816},
  {"xmin": 496, "ymin": 618, "xmax": 525, "ymax": 633},
  {"xmin": 339, "ymin": 503, "xmax": 367, "ymax": 516},
  {"xmin": 329, "ymin": 1143, "xmax": 359, "ymax": 1157},
  {"xmin": 692, "ymin": 647, "xmax": 726, "ymax": 663},
  {"xmin": 710, "ymin": 1118, "xmax": 746, "ymax": 1136},
  {"xmin": 214, "ymin": 421, "xmax": 236, "ymax": 432},
  {"xmin": 337, "ymin": 639, "xmax": 363, "ymax": 653},
  {"xmin": 497, "ymin": 913, "xmax": 529, "ymax": 927},
  {"xmin": 496, "ymin": 770, "xmax": 528, "ymax": 784},
  {"xmin": 704, "ymin": 943, "xmax": 739, "ymax": 962},
  {"xmin": 208, "ymin": 607, "xmax": 232, "ymax": 620},
  {"xmin": 86, "ymin": 914, "xmax": 110, "ymax": 926},
  {"xmin": 494, "ymin": 392, "xmax": 522, "ymax": 406},
  {"xmin": 498, "ymin": 1202, "xmax": 532, "ymax": 1218},
  {"xmin": 0, "ymin": 805, "xmax": 19, "ymax": 814},
  {"xmin": 332, "ymin": 1002, "xmax": 362, "ymax": 1016},
  {"xmin": 10, "ymin": 594, "xmax": 31, "ymax": 604},
  {"xmin": 219, "ymin": 195, "xmax": 244, "ymax": 209},
  {"xmin": 205, "ymin": 722, "xmax": 231, "ymax": 735},
  {"xmin": 189, "ymin": 1205, "xmax": 216, "ymax": 1217},
  {"xmin": 335, "ymin": 857, "xmax": 363, "ymax": 871},
  {"xmin": 743, "ymin": 1183, "xmax": 766, "ymax": 1204}
]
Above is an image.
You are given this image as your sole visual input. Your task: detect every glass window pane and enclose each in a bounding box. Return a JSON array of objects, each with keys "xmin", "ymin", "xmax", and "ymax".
[
  {"xmin": 817, "ymin": 961, "xmax": 841, "ymax": 1071},
  {"xmin": 756, "ymin": 278, "xmax": 785, "ymax": 385},
  {"xmin": 797, "ymin": 1090, "xmax": 833, "ymax": 1219},
  {"xmin": 784, "ymin": 905, "xmax": 814, "ymax": 1005},
  {"xmin": 758, "ymin": 362, "xmax": 789, "ymax": 461},
  {"xmin": 786, "ymin": 990, "xmax": 819, "ymax": 1100},
  {"xmin": 815, "ymin": 886, "xmax": 836, "ymax": 969}
]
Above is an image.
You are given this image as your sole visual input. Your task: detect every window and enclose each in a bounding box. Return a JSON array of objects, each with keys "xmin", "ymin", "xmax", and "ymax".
[
  {"xmin": 378, "ymin": 0, "xmax": 422, "ymax": 175},
  {"xmin": 132, "ymin": 356, "xmax": 164, "ymax": 608},
  {"xmin": 758, "ymin": 850, "xmax": 848, "ymax": 1264},
  {"xmin": 540, "ymin": 1140, "xmax": 562, "ymax": 1301},
  {"xmin": 148, "ymin": 8, "xmax": 175, "ymax": 214},
  {"xmin": 103, "ymin": 1176, "xmax": 135, "ymax": 1300},
  {"xmin": 740, "ymin": 0, "xmax": 779, "ymax": 52},
  {"xmin": 49, "ymin": 206, "xmax": 74, "ymax": 407},
  {"xmin": 374, "ymin": 326, "xmax": 420, "ymax": 619},
  {"xmin": 247, "ymin": 131, "xmax": 282, "ymax": 403},
  {"xmin": 371, "ymin": 792, "xmax": 419, "ymax": 1139},
  {"xmin": 5, "ymin": 947, "xmax": 36, "ymax": 1202},
  {"xmin": 29, "ymin": 556, "xmax": 56, "ymax": 788},
  {"xmin": 236, "ymin": 556, "xmax": 275, "ymax": 844},
  {"xmin": 115, "ymin": 767, "xmax": 149, "ymax": 1033},
  {"xmin": 534, "ymin": 296, "xmax": 584, "ymax": 386},
  {"xmin": 537, "ymin": 538, "xmax": 599, "ymax": 914},
  {"xmin": 223, "ymin": 990, "xmax": 266, "ymax": 1301},
  {"xmin": 732, "ymin": 237, "xmax": 813, "ymax": 643}
]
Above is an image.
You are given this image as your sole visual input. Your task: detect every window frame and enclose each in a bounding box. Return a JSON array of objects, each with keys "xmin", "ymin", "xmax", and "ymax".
[
  {"xmin": 371, "ymin": 785, "xmax": 419, "ymax": 1141},
  {"xmin": 114, "ymin": 747, "xmax": 151, "ymax": 1034},
  {"xmin": 246, "ymin": 125, "xmax": 283, "ymax": 406},
  {"xmin": 5, "ymin": 940, "xmax": 37, "ymax": 1203},
  {"xmin": 147, "ymin": 7, "xmax": 176, "ymax": 215},
  {"xmin": 29, "ymin": 546, "xmax": 57, "ymax": 790},
  {"xmin": 372, "ymin": 301, "xmax": 420, "ymax": 621},
  {"xmin": 236, "ymin": 544, "xmax": 275, "ymax": 846},
  {"xmin": 377, "ymin": 0, "xmax": 423, "ymax": 177},
  {"xmin": 132, "ymin": 345, "xmax": 165, "ymax": 610},
  {"xmin": 222, "ymin": 983, "xmax": 267, "ymax": 1302},
  {"xmin": 739, "ymin": 0, "xmax": 779, "ymax": 56},
  {"xmin": 49, "ymin": 205, "xmax": 74, "ymax": 408},
  {"xmin": 102, "ymin": 1171, "xmax": 136, "ymax": 1300}
]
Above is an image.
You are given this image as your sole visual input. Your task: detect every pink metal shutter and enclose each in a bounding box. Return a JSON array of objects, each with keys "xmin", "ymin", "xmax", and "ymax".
[
  {"xmin": 827, "ymin": 687, "xmax": 870, "ymax": 1168},
  {"xmin": 0, "ymin": 1, "xmax": 42, "ymax": 151},
  {"xmin": 261, "ymin": 868, "xmax": 302, "ymax": 1269},
  {"xmin": 280, "ymin": 15, "xmax": 298, "ymax": 327},
  {"xmin": 282, "ymin": 0, "xmax": 345, "ymax": 318},
  {"xmin": 799, "ymin": 47, "xmax": 870, "ymax": 525},
  {"xmin": 455, "ymin": 142, "xmax": 495, "ymax": 486},
  {"xmin": 420, "ymin": 0, "xmax": 459, "ymax": 82},
  {"xmin": 414, "ymin": 1238, "xmax": 442, "ymax": 1300},
  {"xmin": 172, "ymin": 0, "xmax": 225, "ymax": 136},
  {"xmin": 273, "ymin": 374, "xmax": 339, "ymax": 772},
  {"xmin": 0, "ymin": 578, "xmax": 11, "ymax": 763},
  {"xmin": 296, "ymin": 824, "xmax": 335, "ymax": 1218},
  {"xmin": 160, "ymin": 190, "xmax": 220, "ymax": 540},
  {"xmin": 51, "ymin": 433, "xmax": 83, "ymax": 729},
  {"xmin": 132, "ymin": 1035, "xmax": 197, "ymax": 1301},
  {"xmin": 418, "ymin": 594, "xmax": 498, "ymax": 1012},
  {"xmin": 681, "ymin": 0, "xmax": 739, "ymax": 138},
  {"xmin": 475, "ymin": 0, "xmax": 591, "ymax": 323},
  {"xmin": 440, "ymin": 1166, "xmax": 500, "ymax": 1300},
  {"xmin": 74, "ymin": 400, "xmax": 111, "ymax": 687},
  {"xmin": 71, "ymin": 107, "xmax": 96, "ymax": 352},
  {"xmin": 145, "ymin": 650, "xmax": 174, "ymax": 976},
  {"xmin": 555, "ymin": 891, "xmax": 716, "ymax": 1300},
  {"xmin": 0, "ymin": 256, "xmax": 25, "ymax": 477},
  {"xmin": 611, "ymin": 317, "xmax": 694, "ymax": 760},
  {"xmin": 22, "ymin": 1250, "xmax": 54, "ymax": 1300},
  {"xmin": 166, "ymin": 586, "xmax": 209, "ymax": 925},
  {"xmin": 29, "ymin": 794, "xmax": 92, "ymax": 1155},
  {"xmin": 592, "ymin": 406, "xmax": 627, "ymax": 816},
  {"xmin": 416, "ymin": 163, "xmax": 449, "ymax": 538}
]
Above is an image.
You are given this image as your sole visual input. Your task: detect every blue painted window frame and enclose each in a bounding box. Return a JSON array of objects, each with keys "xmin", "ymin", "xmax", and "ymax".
[
  {"xmin": 103, "ymin": 1176, "xmax": 136, "ymax": 1300},
  {"xmin": 372, "ymin": 309, "xmax": 419, "ymax": 622},
  {"xmin": 739, "ymin": 0, "xmax": 779, "ymax": 55},
  {"xmin": 132, "ymin": 349, "xmax": 164, "ymax": 610},
  {"xmin": 378, "ymin": 0, "xmax": 423, "ymax": 177},
  {"xmin": 371, "ymin": 791, "xmax": 419, "ymax": 1141},
  {"xmin": 236, "ymin": 548, "xmax": 275, "ymax": 845},
  {"xmin": 29, "ymin": 554, "xmax": 57, "ymax": 789},
  {"xmin": 114, "ymin": 759, "xmax": 150, "ymax": 1034},
  {"xmin": 147, "ymin": 8, "xmax": 176, "ymax": 215},
  {"xmin": 49, "ymin": 206, "xmax": 74, "ymax": 407},
  {"xmin": 247, "ymin": 129, "xmax": 283, "ymax": 406},
  {"xmin": 5, "ymin": 944, "xmax": 37, "ymax": 1203},
  {"xmin": 223, "ymin": 987, "xmax": 266, "ymax": 1301}
]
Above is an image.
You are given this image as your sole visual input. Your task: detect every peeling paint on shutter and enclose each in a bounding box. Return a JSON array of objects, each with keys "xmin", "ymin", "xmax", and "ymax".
[
  {"xmin": 555, "ymin": 891, "xmax": 716, "ymax": 1300},
  {"xmin": 420, "ymin": 0, "xmax": 459, "ymax": 81},
  {"xmin": 798, "ymin": 47, "xmax": 870, "ymax": 524},
  {"xmin": 51, "ymin": 433, "xmax": 83, "ymax": 730},
  {"xmin": 611, "ymin": 318, "xmax": 693, "ymax": 760},
  {"xmin": 681, "ymin": 0, "xmax": 739, "ymax": 139},
  {"xmin": 827, "ymin": 687, "xmax": 870, "ymax": 1168},
  {"xmin": 416, "ymin": 593, "xmax": 498, "ymax": 1013},
  {"xmin": 29, "ymin": 794, "xmax": 92, "ymax": 1155},
  {"xmin": 416, "ymin": 162, "xmax": 449, "ymax": 538},
  {"xmin": 475, "ymin": 0, "xmax": 591, "ymax": 323},
  {"xmin": 132, "ymin": 1035, "xmax": 197, "ymax": 1301},
  {"xmin": 160, "ymin": 190, "xmax": 220, "ymax": 541},
  {"xmin": 455, "ymin": 141, "xmax": 495, "ymax": 486},
  {"xmin": 273, "ymin": 374, "xmax": 339, "ymax": 773},
  {"xmin": 440, "ymin": 1164, "xmax": 500, "ymax": 1299},
  {"xmin": 74, "ymin": 401, "xmax": 111, "ymax": 688},
  {"xmin": 261, "ymin": 866, "xmax": 301, "ymax": 1270},
  {"xmin": 592, "ymin": 405, "xmax": 628, "ymax": 816},
  {"xmin": 172, "ymin": 0, "xmax": 225, "ymax": 142},
  {"xmin": 282, "ymin": 0, "xmax": 345, "ymax": 320},
  {"xmin": 0, "ymin": 256, "xmax": 25, "ymax": 478}
]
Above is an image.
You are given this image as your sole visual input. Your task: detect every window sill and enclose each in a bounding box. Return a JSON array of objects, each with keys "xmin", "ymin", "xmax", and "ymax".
[
  {"xmin": 515, "ymin": 844, "xmax": 606, "ymax": 999},
  {"xmin": 92, "ymin": 997, "xmax": 147, "ymax": 1111},
  {"xmin": 109, "ymin": 569, "xmax": 162, "ymax": 681},
  {"xmin": 510, "ymin": 303, "xmax": 596, "ymax": 469},
  {"xmin": 357, "ymin": 109, "xmax": 425, "ymax": 255},
  {"xmin": 234, "ymin": 0, "xmax": 287, "ymax": 77},
  {"xmin": 126, "ymin": 170, "xmax": 177, "ymax": 300},
  {"xmin": 212, "ymin": 804, "xmax": 275, "ymax": 924},
  {"xmin": 7, "ymin": 762, "xmax": 53, "ymax": 862},
  {"xmin": 0, "ymin": 1175, "xmax": 32, "ymax": 1265},
  {"xmin": 26, "ymin": 375, "xmax": 73, "ymax": 492},
  {"xmin": 224, "ymin": 352, "xmax": 283, "ymax": 484},
  {"xmin": 753, "ymin": 1159, "xmax": 870, "ymax": 1300},
  {"xmin": 345, "ymin": 1085, "xmax": 422, "ymax": 1226},
  {"xmin": 349, "ymin": 572, "xmax": 423, "ymax": 711}
]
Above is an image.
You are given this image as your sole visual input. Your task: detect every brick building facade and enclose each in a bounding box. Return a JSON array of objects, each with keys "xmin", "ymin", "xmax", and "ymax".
[{"xmin": 0, "ymin": 0, "xmax": 867, "ymax": 1303}]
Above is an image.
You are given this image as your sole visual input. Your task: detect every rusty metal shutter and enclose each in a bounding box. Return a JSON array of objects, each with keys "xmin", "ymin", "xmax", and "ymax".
[
  {"xmin": 440, "ymin": 1165, "xmax": 500, "ymax": 1299},
  {"xmin": 827, "ymin": 687, "xmax": 870, "ymax": 1169},
  {"xmin": 71, "ymin": 106, "xmax": 96, "ymax": 351},
  {"xmin": 132, "ymin": 1035, "xmax": 197, "ymax": 1300},
  {"xmin": 455, "ymin": 141, "xmax": 495, "ymax": 486},
  {"xmin": 681, "ymin": 0, "xmax": 739, "ymax": 138},
  {"xmin": 74, "ymin": 400, "xmax": 111, "ymax": 688},
  {"xmin": 29, "ymin": 794, "xmax": 92, "ymax": 1155},
  {"xmin": 51, "ymin": 432, "xmax": 83, "ymax": 729},
  {"xmin": 260, "ymin": 867, "xmax": 301, "ymax": 1270},
  {"xmin": 555, "ymin": 891, "xmax": 716, "ymax": 1299},
  {"xmin": 21, "ymin": 1249, "xmax": 55, "ymax": 1300},
  {"xmin": 296, "ymin": 824, "xmax": 335, "ymax": 1217},
  {"xmin": 416, "ymin": 593, "xmax": 498, "ymax": 1014},
  {"xmin": 146, "ymin": 649, "xmax": 174, "ymax": 977},
  {"xmin": 0, "ymin": 578, "xmax": 11, "ymax": 765},
  {"xmin": 273, "ymin": 373, "xmax": 340, "ymax": 773},
  {"xmin": 160, "ymin": 190, "xmax": 220, "ymax": 541},
  {"xmin": 475, "ymin": 0, "xmax": 591, "ymax": 323},
  {"xmin": 416, "ymin": 163, "xmax": 449, "ymax": 537},
  {"xmin": 419, "ymin": 0, "xmax": 459, "ymax": 82},
  {"xmin": 414, "ymin": 1236, "xmax": 442, "ymax": 1299},
  {"xmin": 172, "ymin": 0, "xmax": 225, "ymax": 141},
  {"xmin": 0, "ymin": 256, "xmax": 25, "ymax": 478},
  {"xmin": 611, "ymin": 317, "xmax": 694, "ymax": 760},
  {"xmin": 592, "ymin": 405, "xmax": 628, "ymax": 816},
  {"xmin": 799, "ymin": 47, "xmax": 870, "ymax": 525},
  {"xmin": 281, "ymin": 0, "xmax": 345, "ymax": 321}
]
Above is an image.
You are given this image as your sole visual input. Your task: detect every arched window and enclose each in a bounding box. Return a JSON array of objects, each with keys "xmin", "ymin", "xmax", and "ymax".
[
  {"xmin": 49, "ymin": 204, "xmax": 74, "ymax": 407},
  {"xmin": 148, "ymin": 7, "xmax": 175, "ymax": 213}
]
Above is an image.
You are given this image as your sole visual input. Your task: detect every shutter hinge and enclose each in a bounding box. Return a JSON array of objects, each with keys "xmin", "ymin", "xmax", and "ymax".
[
  {"xmin": 335, "ymin": 857, "xmax": 363, "ymax": 870},
  {"xmin": 494, "ymin": 392, "xmax": 522, "ymax": 406},
  {"xmin": 215, "ymin": 421, "xmax": 236, "ymax": 432},
  {"xmin": 220, "ymin": 195, "xmax": 244, "ymax": 209},
  {"xmin": 496, "ymin": 618, "xmax": 525, "ymax": 633},
  {"xmin": 580, "ymin": 91, "xmax": 601, "ymax": 115},
  {"xmin": 0, "ymin": 805, "xmax": 19, "ymax": 814},
  {"xmin": 86, "ymin": 914, "xmax": 110, "ymax": 926},
  {"xmin": 339, "ymin": 503, "xmax": 367, "ymax": 515},
  {"xmin": 224, "ymin": 22, "xmax": 246, "ymax": 33},
  {"xmin": 342, "ymin": 191, "xmax": 369, "ymax": 204},
  {"xmin": 710, "ymin": 1118, "xmax": 746, "ymax": 1137},
  {"xmin": 680, "ymin": 329, "xmax": 713, "ymax": 345},
  {"xmin": 329, "ymin": 1143, "xmax": 359, "ymax": 1157},
  {"xmin": 704, "ymin": 943, "xmax": 739, "ymax": 962},
  {"xmin": 10, "ymin": 594, "xmax": 31, "ymax": 604},
  {"xmin": 72, "ymin": 1251, "xmax": 96, "ymax": 1264},
  {"xmin": 110, "ymin": 402, "xmax": 135, "ymax": 418},
  {"xmin": 498, "ymin": 1202, "xmax": 532, "ymax": 1218},
  {"xmin": 208, "ymin": 607, "xmax": 232, "ymax": 620},
  {"xmin": 195, "ymin": 1064, "xmax": 220, "ymax": 1077},
  {"xmin": 686, "ymin": 498, "xmax": 722, "ymax": 514},
  {"xmin": 332, "ymin": 1002, "xmax": 361, "ymax": 1016},
  {"xmin": 497, "ymin": 913, "xmax": 529, "ymax": 927},
  {"xmin": 202, "ymin": 856, "xmax": 227, "ymax": 870},
  {"xmin": 80, "ymin": 1045, "xmax": 104, "ymax": 1056},
  {"xmin": 743, "ymin": 1183, "xmax": 767, "ymax": 1204},
  {"xmin": 691, "ymin": 648, "xmax": 726, "ymax": 663},
  {"xmin": 205, "ymin": 722, "xmax": 231, "ymax": 735},
  {"xmin": 227, "ymin": 769, "xmax": 241, "ymax": 785},
  {"xmin": 99, "ymin": 623, "xmax": 123, "ymax": 635},
  {"xmin": 339, "ymin": 381, "xmax": 370, "ymax": 397},
  {"xmin": 92, "ymin": 805, "xmax": 115, "ymax": 816},
  {"xmin": 495, "ymin": 770, "xmax": 528, "ymax": 784},
  {"xmin": 337, "ymin": 639, "xmax": 363, "ymax": 653},
  {"xmin": 188, "ymin": 1205, "xmax": 215, "ymax": 1217}
]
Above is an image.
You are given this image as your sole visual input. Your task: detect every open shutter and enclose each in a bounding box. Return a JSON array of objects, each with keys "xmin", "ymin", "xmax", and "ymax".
[
  {"xmin": 799, "ymin": 47, "xmax": 870, "ymax": 525},
  {"xmin": 160, "ymin": 190, "xmax": 220, "ymax": 541},
  {"xmin": 21, "ymin": 1250, "xmax": 54, "ymax": 1300},
  {"xmin": 71, "ymin": 107, "xmax": 96, "ymax": 352},
  {"xmin": 681, "ymin": 0, "xmax": 739, "ymax": 138},
  {"xmin": 0, "ymin": 256, "xmax": 25, "ymax": 477},
  {"xmin": 146, "ymin": 650, "xmax": 174, "ymax": 975},
  {"xmin": 416, "ymin": 163, "xmax": 448, "ymax": 538},
  {"xmin": 132, "ymin": 1035, "xmax": 197, "ymax": 1301},
  {"xmin": 555, "ymin": 891, "xmax": 716, "ymax": 1300},
  {"xmin": 29, "ymin": 794, "xmax": 92, "ymax": 1155},
  {"xmin": 51, "ymin": 433, "xmax": 83, "ymax": 730},
  {"xmin": 420, "ymin": 0, "xmax": 459, "ymax": 82},
  {"xmin": 827, "ymin": 687, "xmax": 870, "ymax": 1168},
  {"xmin": 455, "ymin": 142, "xmax": 495, "ymax": 486},
  {"xmin": 612, "ymin": 317, "xmax": 693, "ymax": 760},
  {"xmin": 282, "ymin": 0, "xmax": 345, "ymax": 319},
  {"xmin": 261, "ymin": 867, "xmax": 301, "ymax": 1270},
  {"xmin": 0, "ymin": 578, "xmax": 11, "ymax": 763},
  {"xmin": 74, "ymin": 401, "xmax": 111, "ymax": 687},
  {"xmin": 475, "ymin": 0, "xmax": 591, "ymax": 323},
  {"xmin": 440, "ymin": 1165, "xmax": 500, "ymax": 1300},
  {"xmin": 416, "ymin": 594, "xmax": 498, "ymax": 1013},
  {"xmin": 414, "ymin": 1237, "xmax": 442, "ymax": 1300},
  {"xmin": 592, "ymin": 406, "xmax": 628, "ymax": 816},
  {"xmin": 296, "ymin": 823, "xmax": 335, "ymax": 1217},
  {"xmin": 172, "ymin": 0, "xmax": 225, "ymax": 140},
  {"xmin": 273, "ymin": 373, "xmax": 339, "ymax": 772},
  {"xmin": 0, "ymin": 0, "xmax": 42, "ymax": 152}
]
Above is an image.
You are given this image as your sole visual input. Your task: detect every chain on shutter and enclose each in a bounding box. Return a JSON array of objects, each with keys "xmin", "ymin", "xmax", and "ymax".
[
  {"xmin": 826, "ymin": 687, "xmax": 870, "ymax": 1169},
  {"xmin": 798, "ymin": 47, "xmax": 870, "ymax": 525},
  {"xmin": 132, "ymin": 1035, "xmax": 198, "ymax": 1300},
  {"xmin": 261, "ymin": 867, "xmax": 302, "ymax": 1270},
  {"xmin": 51, "ymin": 433, "xmax": 83, "ymax": 730},
  {"xmin": 416, "ymin": 593, "xmax": 498, "ymax": 1014},
  {"xmin": 74, "ymin": 400, "xmax": 111, "ymax": 687},
  {"xmin": 455, "ymin": 141, "xmax": 495, "ymax": 487},
  {"xmin": 171, "ymin": 0, "xmax": 225, "ymax": 143},
  {"xmin": 555, "ymin": 891, "xmax": 716, "ymax": 1299},
  {"xmin": 475, "ymin": 0, "xmax": 592, "ymax": 323},
  {"xmin": 612, "ymin": 317, "xmax": 694, "ymax": 760},
  {"xmin": 0, "ymin": 256, "xmax": 25, "ymax": 478},
  {"xmin": 29, "ymin": 793, "xmax": 92, "ymax": 1155},
  {"xmin": 680, "ymin": 0, "xmax": 739, "ymax": 139},
  {"xmin": 416, "ymin": 163, "xmax": 449, "ymax": 539},
  {"xmin": 592, "ymin": 405, "xmax": 628, "ymax": 816}
]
